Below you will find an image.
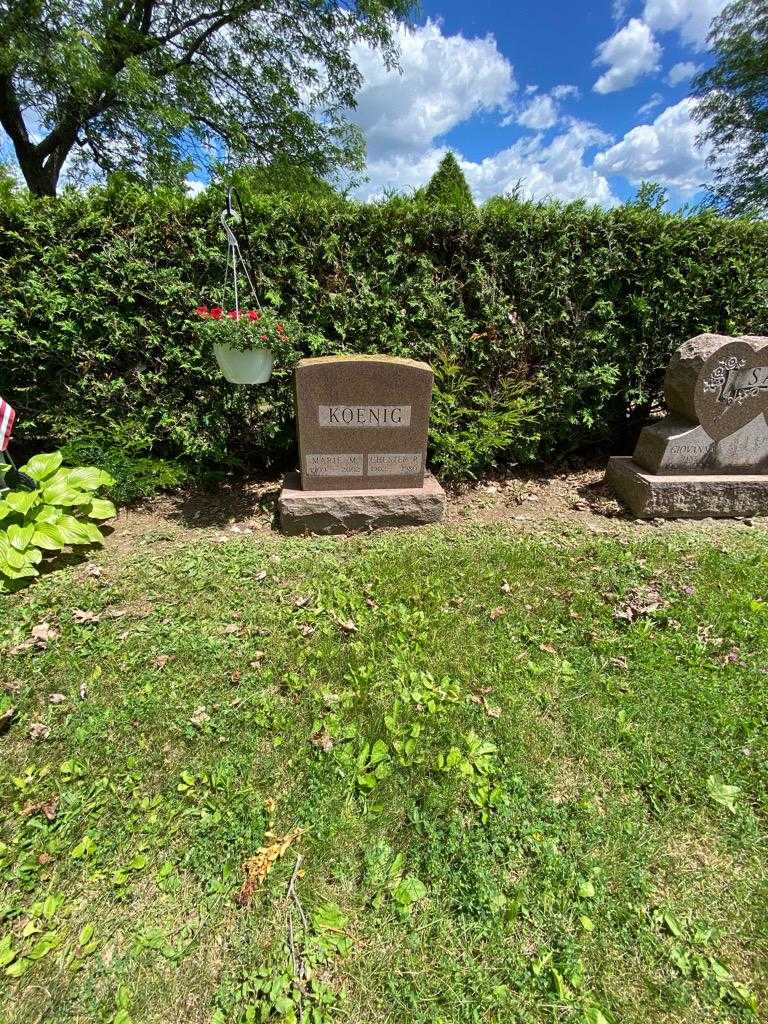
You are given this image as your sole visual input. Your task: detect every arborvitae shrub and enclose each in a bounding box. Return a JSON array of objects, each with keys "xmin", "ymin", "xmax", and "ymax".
[{"xmin": 1, "ymin": 183, "xmax": 766, "ymax": 480}]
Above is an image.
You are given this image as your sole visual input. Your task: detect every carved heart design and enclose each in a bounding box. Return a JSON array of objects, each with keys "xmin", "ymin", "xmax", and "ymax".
[{"xmin": 695, "ymin": 337, "xmax": 768, "ymax": 442}]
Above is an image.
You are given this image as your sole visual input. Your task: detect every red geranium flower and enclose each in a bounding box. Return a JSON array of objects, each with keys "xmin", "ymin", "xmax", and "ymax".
[
  {"xmin": 195, "ymin": 305, "xmax": 209, "ymax": 316},
  {"xmin": 210, "ymin": 307, "xmax": 223, "ymax": 319},
  {"xmin": 247, "ymin": 310, "xmax": 259, "ymax": 321},
  {"xmin": 228, "ymin": 309, "xmax": 239, "ymax": 319},
  {"xmin": 260, "ymin": 334, "xmax": 268, "ymax": 341},
  {"xmin": 276, "ymin": 323, "xmax": 285, "ymax": 334}
]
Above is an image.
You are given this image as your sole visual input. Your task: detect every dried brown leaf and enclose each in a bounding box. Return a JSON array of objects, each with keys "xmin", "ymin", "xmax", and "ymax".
[
  {"xmin": 73, "ymin": 609, "xmax": 100, "ymax": 625},
  {"xmin": 32, "ymin": 622, "xmax": 58, "ymax": 644},
  {"xmin": 311, "ymin": 728, "xmax": 334, "ymax": 752},
  {"xmin": 489, "ymin": 607, "xmax": 506, "ymax": 621},
  {"xmin": 28, "ymin": 722, "xmax": 50, "ymax": 741},
  {"xmin": 190, "ymin": 706, "xmax": 211, "ymax": 728},
  {"xmin": 22, "ymin": 797, "xmax": 59, "ymax": 821},
  {"xmin": 236, "ymin": 827, "xmax": 304, "ymax": 907},
  {"xmin": 49, "ymin": 693, "xmax": 67, "ymax": 704}
]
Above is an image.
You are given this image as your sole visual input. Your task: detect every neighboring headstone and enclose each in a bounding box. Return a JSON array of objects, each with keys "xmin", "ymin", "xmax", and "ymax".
[
  {"xmin": 607, "ymin": 333, "xmax": 768, "ymax": 518},
  {"xmin": 278, "ymin": 355, "xmax": 446, "ymax": 534}
]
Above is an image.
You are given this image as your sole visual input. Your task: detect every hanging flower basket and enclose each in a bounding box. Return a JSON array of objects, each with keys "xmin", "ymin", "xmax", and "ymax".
[
  {"xmin": 194, "ymin": 188, "xmax": 298, "ymax": 385},
  {"xmin": 193, "ymin": 306, "xmax": 293, "ymax": 384}
]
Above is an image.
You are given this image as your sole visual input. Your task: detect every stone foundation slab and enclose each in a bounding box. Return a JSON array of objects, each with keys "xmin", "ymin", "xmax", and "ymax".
[
  {"xmin": 278, "ymin": 471, "xmax": 446, "ymax": 535},
  {"xmin": 606, "ymin": 457, "xmax": 768, "ymax": 519}
]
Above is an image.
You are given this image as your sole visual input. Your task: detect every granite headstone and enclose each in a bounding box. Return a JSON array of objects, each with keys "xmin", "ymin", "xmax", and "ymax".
[
  {"xmin": 294, "ymin": 355, "xmax": 433, "ymax": 491},
  {"xmin": 278, "ymin": 355, "xmax": 446, "ymax": 534},
  {"xmin": 607, "ymin": 333, "xmax": 768, "ymax": 517}
]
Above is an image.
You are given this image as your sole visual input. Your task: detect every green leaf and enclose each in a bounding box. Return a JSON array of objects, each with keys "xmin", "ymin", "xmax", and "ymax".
[
  {"xmin": 87, "ymin": 498, "xmax": 117, "ymax": 520},
  {"xmin": 5, "ymin": 957, "xmax": 29, "ymax": 978},
  {"xmin": 0, "ymin": 557, "xmax": 39, "ymax": 580},
  {"xmin": 36, "ymin": 506, "xmax": 63, "ymax": 524},
  {"xmin": 706, "ymin": 775, "xmax": 741, "ymax": 814},
  {"xmin": 42, "ymin": 895, "xmax": 60, "ymax": 919},
  {"xmin": 369, "ymin": 739, "xmax": 389, "ymax": 766},
  {"xmin": 4, "ymin": 491, "xmax": 38, "ymax": 516},
  {"xmin": 31, "ymin": 523, "xmax": 68, "ymax": 551},
  {"xmin": 55, "ymin": 516, "xmax": 103, "ymax": 546},
  {"xmin": 581, "ymin": 1009, "xmax": 610, "ymax": 1024},
  {"xmin": 20, "ymin": 452, "xmax": 63, "ymax": 482},
  {"xmin": 578, "ymin": 880, "xmax": 596, "ymax": 899},
  {"xmin": 6, "ymin": 523, "xmax": 34, "ymax": 552},
  {"xmin": 28, "ymin": 931, "xmax": 60, "ymax": 960},
  {"xmin": 78, "ymin": 924, "xmax": 95, "ymax": 946},
  {"xmin": 662, "ymin": 912, "xmax": 684, "ymax": 938},
  {"xmin": 392, "ymin": 874, "xmax": 427, "ymax": 907},
  {"xmin": 41, "ymin": 484, "xmax": 91, "ymax": 507},
  {"xmin": 64, "ymin": 466, "xmax": 104, "ymax": 491},
  {"xmin": 0, "ymin": 936, "xmax": 16, "ymax": 968}
]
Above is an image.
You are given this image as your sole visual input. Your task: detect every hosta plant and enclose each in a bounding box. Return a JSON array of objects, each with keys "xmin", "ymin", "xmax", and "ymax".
[{"xmin": 0, "ymin": 452, "xmax": 116, "ymax": 589}]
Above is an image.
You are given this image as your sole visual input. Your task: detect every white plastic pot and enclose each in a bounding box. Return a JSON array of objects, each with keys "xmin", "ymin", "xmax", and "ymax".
[{"xmin": 213, "ymin": 343, "xmax": 274, "ymax": 384}]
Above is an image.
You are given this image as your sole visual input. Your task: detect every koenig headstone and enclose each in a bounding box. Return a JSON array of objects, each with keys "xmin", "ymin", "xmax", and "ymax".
[
  {"xmin": 293, "ymin": 355, "xmax": 432, "ymax": 490},
  {"xmin": 607, "ymin": 333, "xmax": 768, "ymax": 518},
  {"xmin": 278, "ymin": 355, "xmax": 446, "ymax": 533}
]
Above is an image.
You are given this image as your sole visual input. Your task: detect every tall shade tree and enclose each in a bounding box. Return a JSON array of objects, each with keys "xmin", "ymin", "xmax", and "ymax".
[
  {"xmin": 0, "ymin": 0, "xmax": 414, "ymax": 197},
  {"xmin": 694, "ymin": 0, "xmax": 768, "ymax": 216}
]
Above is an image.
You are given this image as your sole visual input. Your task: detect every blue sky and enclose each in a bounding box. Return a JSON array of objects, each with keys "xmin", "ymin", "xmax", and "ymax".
[{"xmin": 349, "ymin": 0, "xmax": 728, "ymax": 206}]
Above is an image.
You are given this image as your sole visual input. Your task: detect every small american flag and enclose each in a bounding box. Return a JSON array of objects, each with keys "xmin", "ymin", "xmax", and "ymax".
[{"xmin": 0, "ymin": 396, "xmax": 16, "ymax": 452}]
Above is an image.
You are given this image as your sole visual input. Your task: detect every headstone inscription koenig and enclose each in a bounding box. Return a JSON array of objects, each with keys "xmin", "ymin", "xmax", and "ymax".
[
  {"xmin": 278, "ymin": 355, "xmax": 447, "ymax": 534},
  {"xmin": 607, "ymin": 333, "xmax": 768, "ymax": 518}
]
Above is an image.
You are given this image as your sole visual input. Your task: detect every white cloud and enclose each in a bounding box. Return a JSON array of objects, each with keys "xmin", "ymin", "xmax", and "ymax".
[
  {"xmin": 516, "ymin": 93, "xmax": 559, "ymax": 130},
  {"xmin": 359, "ymin": 122, "xmax": 618, "ymax": 208},
  {"xmin": 464, "ymin": 122, "xmax": 618, "ymax": 206},
  {"xmin": 351, "ymin": 20, "xmax": 514, "ymax": 160},
  {"xmin": 351, "ymin": 20, "xmax": 615, "ymax": 208},
  {"xmin": 638, "ymin": 92, "xmax": 664, "ymax": 116},
  {"xmin": 594, "ymin": 97, "xmax": 710, "ymax": 194},
  {"xmin": 612, "ymin": 0, "xmax": 629, "ymax": 21},
  {"xmin": 186, "ymin": 179, "xmax": 207, "ymax": 197},
  {"xmin": 643, "ymin": 0, "xmax": 729, "ymax": 49},
  {"xmin": 593, "ymin": 18, "xmax": 662, "ymax": 94},
  {"xmin": 551, "ymin": 85, "xmax": 580, "ymax": 101},
  {"xmin": 506, "ymin": 84, "xmax": 579, "ymax": 130},
  {"xmin": 666, "ymin": 60, "xmax": 701, "ymax": 86}
]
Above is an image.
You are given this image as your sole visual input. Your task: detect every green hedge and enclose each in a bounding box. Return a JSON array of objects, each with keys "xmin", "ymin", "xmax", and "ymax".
[{"xmin": 1, "ymin": 182, "xmax": 767, "ymax": 480}]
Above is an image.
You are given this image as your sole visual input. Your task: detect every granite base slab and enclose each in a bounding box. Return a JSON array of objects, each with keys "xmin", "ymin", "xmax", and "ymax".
[
  {"xmin": 606, "ymin": 456, "xmax": 768, "ymax": 519},
  {"xmin": 278, "ymin": 471, "xmax": 446, "ymax": 535}
]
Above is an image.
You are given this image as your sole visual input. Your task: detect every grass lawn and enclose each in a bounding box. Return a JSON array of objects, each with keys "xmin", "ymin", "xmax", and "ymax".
[{"xmin": 1, "ymin": 522, "xmax": 767, "ymax": 1023}]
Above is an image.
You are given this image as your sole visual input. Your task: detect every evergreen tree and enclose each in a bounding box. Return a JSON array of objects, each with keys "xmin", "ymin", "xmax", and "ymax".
[{"xmin": 423, "ymin": 153, "xmax": 475, "ymax": 210}]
